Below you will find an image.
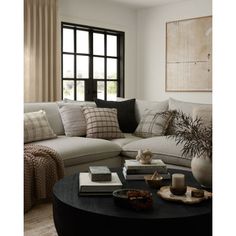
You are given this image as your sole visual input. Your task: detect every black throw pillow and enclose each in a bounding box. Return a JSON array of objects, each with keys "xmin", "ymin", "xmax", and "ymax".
[{"xmin": 94, "ymin": 98, "xmax": 138, "ymax": 133}]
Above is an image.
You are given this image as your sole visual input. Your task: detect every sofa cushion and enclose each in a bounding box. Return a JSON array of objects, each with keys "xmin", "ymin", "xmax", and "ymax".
[
  {"xmin": 134, "ymin": 110, "xmax": 173, "ymax": 138},
  {"xmin": 59, "ymin": 98, "xmax": 97, "ymax": 107},
  {"xmin": 24, "ymin": 102, "xmax": 64, "ymax": 135},
  {"xmin": 24, "ymin": 110, "xmax": 57, "ymax": 143},
  {"xmin": 58, "ymin": 104, "xmax": 87, "ymax": 137},
  {"xmin": 31, "ymin": 136, "xmax": 122, "ymax": 167},
  {"xmin": 169, "ymin": 98, "xmax": 211, "ymax": 116},
  {"xmin": 111, "ymin": 133, "xmax": 142, "ymax": 147},
  {"xmin": 95, "ymin": 98, "xmax": 138, "ymax": 133},
  {"xmin": 82, "ymin": 107, "xmax": 124, "ymax": 139},
  {"xmin": 121, "ymin": 136, "xmax": 191, "ymax": 167},
  {"xmin": 135, "ymin": 99, "xmax": 169, "ymax": 123},
  {"xmin": 168, "ymin": 98, "xmax": 212, "ymax": 135},
  {"xmin": 192, "ymin": 106, "xmax": 212, "ymax": 127}
]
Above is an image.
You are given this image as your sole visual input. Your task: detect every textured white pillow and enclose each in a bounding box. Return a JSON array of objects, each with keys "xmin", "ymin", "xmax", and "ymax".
[
  {"xmin": 24, "ymin": 110, "xmax": 57, "ymax": 143},
  {"xmin": 58, "ymin": 104, "xmax": 87, "ymax": 136}
]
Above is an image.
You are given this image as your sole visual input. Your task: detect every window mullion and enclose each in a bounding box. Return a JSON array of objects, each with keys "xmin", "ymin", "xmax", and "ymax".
[
  {"xmin": 104, "ymin": 33, "xmax": 107, "ymax": 100},
  {"xmin": 87, "ymin": 30, "xmax": 93, "ymax": 101},
  {"xmin": 74, "ymin": 28, "xmax": 77, "ymax": 100}
]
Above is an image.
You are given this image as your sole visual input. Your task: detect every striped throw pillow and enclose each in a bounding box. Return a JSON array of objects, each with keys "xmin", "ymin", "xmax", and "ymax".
[
  {"xmin": 58, "ymin": 104, "xmax": 87, "ymax": 136},
  {"xmin": 134, "ymin": 110, "xmax": 173, "ymax": 138},
  {"xmin": 24, "ymin": 110, "xmax": 57, "ymax": 143},
  {"xmin": 82, "ymin": 107, "xmax": 124, "ymax": 139}
]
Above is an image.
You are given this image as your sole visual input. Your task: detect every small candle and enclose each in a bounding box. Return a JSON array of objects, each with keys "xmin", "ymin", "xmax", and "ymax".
[{"xmin": 172, "ymin": 173, "xmax": 185, "ymax": 188}]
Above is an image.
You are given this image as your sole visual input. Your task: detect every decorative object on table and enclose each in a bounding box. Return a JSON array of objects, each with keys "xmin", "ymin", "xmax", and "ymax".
[
  {"xmin": 165, "ymin": 110, "xmax": 212, "ymax": 188},
  {"xmin": 79, "ymin": 172, "xmax": 122, "ymax": 195},
  {"xmin": 113, "ymin": 189, "xmax": 153, "ymax": 210},
  {"xmin": 191, "ymin": 189, "xmax": 205, "ymax": 198},
  {"xmin": 89, "ymin": 166, "xmax": 111, "ymax": 181},
  {"xmin": 170, "ymin": 173, "xmax": 187, "ymax": 195},
  {"xmin": 123, "ymin": 159, "xmax": 169, "ymax": 180},
  {"xmin": 166, "ymin": 16, "xmax": 212, "ymax": 92},
  {"xmin": 157, "ymin": 186, "xmax": 212, "ymax": 204},
  {"xmin": 136, "ymin": 149, "xmax": 153, "ymax": 164},
  {"xmin": 144, "ymin": 171, "xmax": 163, "ymax": 189}
]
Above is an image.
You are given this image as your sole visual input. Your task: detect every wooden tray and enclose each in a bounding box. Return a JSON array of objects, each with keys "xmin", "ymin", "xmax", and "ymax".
[{"xmin": 157, "ymin": 186, "xmax": 212, "ymax": 204}]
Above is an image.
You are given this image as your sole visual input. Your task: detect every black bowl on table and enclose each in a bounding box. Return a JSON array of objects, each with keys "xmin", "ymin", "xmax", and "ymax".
[{"xmin": 112, "ymin": 188, "xmax": 153, "ymax": 210}]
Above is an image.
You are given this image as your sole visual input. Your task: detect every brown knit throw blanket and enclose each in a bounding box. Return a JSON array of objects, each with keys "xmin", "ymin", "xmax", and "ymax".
[{"xmin": 24, "ymin": 144, "xmax": 64, "ymax": 213}]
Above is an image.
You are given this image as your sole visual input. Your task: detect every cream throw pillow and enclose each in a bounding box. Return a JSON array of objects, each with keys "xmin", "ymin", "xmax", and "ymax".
[
  {"xmin": 24, "ymin": 110, "xmax": 57, "ymax": 143},
  {"xmin": 82, "ymin": 107, "xmax": 124, "ymax": 139}
]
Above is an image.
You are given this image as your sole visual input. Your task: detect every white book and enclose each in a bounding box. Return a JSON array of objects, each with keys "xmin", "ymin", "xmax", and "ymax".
[
  {"xmin": 124, "ymin": 159, "xmax": 167, "ymax": 171},
  {"xmin": 123, "ymin": 168, "xmax": 171, "ymax": 180},
  {"xmin": 79, "ymin": 172, "xmax": 122, "ymax": 193}
]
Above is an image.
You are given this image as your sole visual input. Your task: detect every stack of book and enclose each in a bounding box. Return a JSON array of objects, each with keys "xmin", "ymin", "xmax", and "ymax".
[
  {"xmin": 79, "ymin": 166, "xmax": 123, "ymax": 195},
  {"xmin": 123, "ymin": 159, "xmax": 170, "ymax": 180}
]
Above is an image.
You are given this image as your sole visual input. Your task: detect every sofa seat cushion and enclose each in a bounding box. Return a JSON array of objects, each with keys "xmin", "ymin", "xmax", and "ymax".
[
  {"xmin": 111, "ymin": 133, "xmax": 142, "ymax": 147},
  {"xmin": 31, "ymin": 136, "xmax": 122, "ymax": 167},
  {"xmin": 121, "ymin": 136, "xmax": 191, "ymax": 167}
]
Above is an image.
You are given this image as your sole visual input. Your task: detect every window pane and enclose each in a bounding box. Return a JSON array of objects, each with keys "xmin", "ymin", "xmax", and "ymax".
[
  {"xmin": 93, "ymin": 33, "xmax": 104, "ymax": 55},
  {"xmin": 107, "ymin": 81, "xmax": 117, "ymax": 101},
  {"xmin": 107, "ymin": 58, "xmax": 117, "ymax": 80},
  {"xmin": 76, "ymin": 56, "xmax": 89, "ymax": 78},
  {"xmin": 63, "ymin": 28, "xmax": 74, "ymax": 52},
  {"xmin": 63, "ymin": 80, "xmax": 74, "ymax": 100},
  {"xmin": 76, "ymin": 81, "xmax": 85, "ymax": 101},
  {"xmin": 63, "ymin": 55, "xmax": 74, "ymax": 78},
  {"xmin": 76, "ymin": 30, "xmax": 89, "ymax": 54},
  {"xmin": 107, "ymin": 35, "xmax": 117, "ymax": 56},
  {"xmin": 97, "ymin": 81, "xmax": 104, "ymax": 100},
  {"xmin": 93, "ymin": 57, "xmax": 104, "ymax": 79}
]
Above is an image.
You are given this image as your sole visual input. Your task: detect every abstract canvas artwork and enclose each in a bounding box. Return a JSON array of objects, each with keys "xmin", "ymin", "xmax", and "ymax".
[{"xmin": 166, "ymin": 16, "xmax": 212, "ymax": 91}]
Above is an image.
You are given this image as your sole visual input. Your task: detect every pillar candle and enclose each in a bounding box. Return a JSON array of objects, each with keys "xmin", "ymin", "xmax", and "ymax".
[{"xmin": 172, "ymin": 173, "xmax": 185, "ymax": 188}]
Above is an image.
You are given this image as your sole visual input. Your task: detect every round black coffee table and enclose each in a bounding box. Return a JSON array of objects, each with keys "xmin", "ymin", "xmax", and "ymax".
[{"xmin": 52, "ymin": 168, "xmax": 212, "ymax": 236}]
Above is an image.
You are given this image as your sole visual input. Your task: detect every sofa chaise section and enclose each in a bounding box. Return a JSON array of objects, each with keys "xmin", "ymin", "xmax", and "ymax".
[
  {"xmin": 121, "ymin": 136, "xmax": 191, "ymax": 168},
  {"xmin": 32, "ymin": 136, "xmax": 122, "ymax": 175}
]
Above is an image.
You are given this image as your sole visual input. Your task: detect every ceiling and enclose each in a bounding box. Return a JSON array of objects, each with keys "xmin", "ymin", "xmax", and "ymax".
[{"xmin": 106, "ymin": 0, "xmax": 186, "ymax": 8}]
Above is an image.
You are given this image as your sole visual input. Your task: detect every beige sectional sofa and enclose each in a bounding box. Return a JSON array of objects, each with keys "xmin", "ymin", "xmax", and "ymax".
[{"xmin": 24, "ymin": 98, "xmax": 212, "ymax": 175}]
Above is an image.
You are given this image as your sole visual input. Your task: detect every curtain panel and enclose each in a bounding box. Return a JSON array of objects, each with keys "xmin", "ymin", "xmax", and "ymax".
[{"xmin": 24, "ymin": 0, "xmax": 60, "ymax": 102}]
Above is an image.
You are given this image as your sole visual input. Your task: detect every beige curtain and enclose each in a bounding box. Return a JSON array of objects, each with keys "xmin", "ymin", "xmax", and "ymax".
[{"xmin": 24, "ymin": 0, "xmax": 60, "ymax": 102}]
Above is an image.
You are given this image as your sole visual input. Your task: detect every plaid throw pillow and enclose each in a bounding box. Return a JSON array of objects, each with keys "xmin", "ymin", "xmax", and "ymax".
[
  {"xmin": 134, "ymin": 110, "xmax": 173, "ymax": 138},
  {"xmin": 24, "ymin": 110, "xmax": 57, "ymax": 143},
  {"xmin": 82, "ymin": 107, "xmax": 124, "ymax": 139}
]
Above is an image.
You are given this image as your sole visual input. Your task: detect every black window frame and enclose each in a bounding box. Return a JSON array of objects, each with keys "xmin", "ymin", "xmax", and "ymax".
[{"xmin": 61, "ymin": 22, "xmax": 125, "ymax": 101}]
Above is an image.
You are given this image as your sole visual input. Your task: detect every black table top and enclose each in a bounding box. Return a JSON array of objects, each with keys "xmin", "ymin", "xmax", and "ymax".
[{"xmin": 53, "ymin": 168, "xmax": 212, "ymax": 220}]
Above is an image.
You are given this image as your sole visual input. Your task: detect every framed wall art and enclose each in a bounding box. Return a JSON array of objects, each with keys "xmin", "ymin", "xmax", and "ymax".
[{"xmin": 165, "ymin": 16, "xmax": 212, "ymax": 92}]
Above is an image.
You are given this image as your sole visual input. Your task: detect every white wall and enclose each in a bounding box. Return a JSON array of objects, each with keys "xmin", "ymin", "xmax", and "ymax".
[
  {"xmin": 136, "ymin": 0, "xmax": 212, "ymax": 104},
  {"xmin": 59, "ymin": 0, "xmax": 137, "ymax": 98}
]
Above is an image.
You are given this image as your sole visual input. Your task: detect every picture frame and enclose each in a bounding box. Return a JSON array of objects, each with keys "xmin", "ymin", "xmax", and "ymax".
[{"xmin": 165, "ymin": 16, "xmax": 212, "ymax": 92}]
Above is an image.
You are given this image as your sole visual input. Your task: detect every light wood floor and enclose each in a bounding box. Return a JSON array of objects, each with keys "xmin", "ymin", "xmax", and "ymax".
[{"xmin": 24, "ymin": 203, "xmax": 58, "ymax": 236}]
